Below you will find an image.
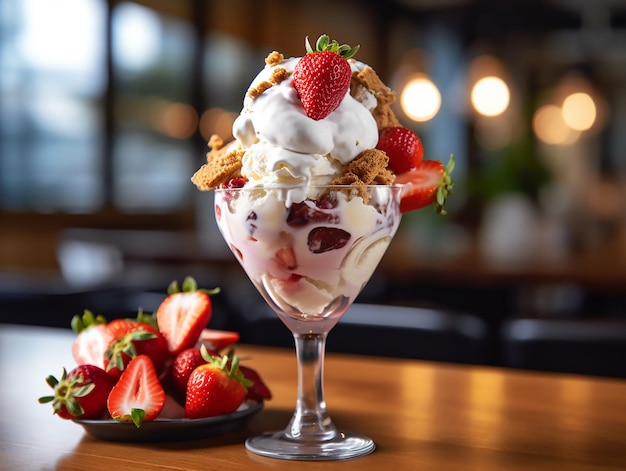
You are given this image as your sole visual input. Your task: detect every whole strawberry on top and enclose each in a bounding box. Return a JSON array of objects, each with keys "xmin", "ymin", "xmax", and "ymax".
[{"xmin": 292, "ymin": 34, "xmax": 359, "ymax": 121}]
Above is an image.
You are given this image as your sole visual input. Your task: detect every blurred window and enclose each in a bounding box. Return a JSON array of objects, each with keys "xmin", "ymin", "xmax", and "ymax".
[
  {"xmin": 0, "ymin": 0, "xmax": 106, "ymax": 213},
  {"xmin": 111, "ymin": 2, "xmax": 197, "ymax": 213},
  {"xmin": 0, "ymin": 0, "xmax": 200, "ymax": 214}
]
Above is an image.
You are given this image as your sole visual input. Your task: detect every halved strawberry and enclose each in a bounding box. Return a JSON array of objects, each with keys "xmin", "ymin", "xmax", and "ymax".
[
  {"xmin": 156, "ymin": 277, "xmax": 220, "ymax": 355},
  {"xmin": 199, "ymin": 328, "xmax": 240, "ymax": 352},
  {"xmin": 107, "ymin": 355, "xmax": 165, "ymax": 427},
  {"xmin": 376, "ymin": 126, "xmax": 424, "ymax": 174},
  {"xmin": 307, "ymin": 227, "xmax": 351, "ymax": 253},
  {"xmin": 394, "ymin": 155, "xmax": 454, "ymax": 214},
  {"xmin": 71, "ymin": 310, "xmax": 114, "ymax": 369}
]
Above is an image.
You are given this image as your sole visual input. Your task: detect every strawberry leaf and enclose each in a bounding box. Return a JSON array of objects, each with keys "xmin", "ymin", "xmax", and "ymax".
[
  {"xmin": 71, "ymin": 309, "xmax": 107, "ymax": 334},
  {"xmin": 166, "ymin": 276, "xmax": 220, "ymax": 296},
  {"xmin": 130, "ymin": 408, "xmax": 147, "ymax": 428},
  {"xmin": 182, "ymin": 276, "xmax": 198, "ymax": 293},
  {"xmin": 434, "ymin": 154, "xmax": 455, "ymax": 215},
  {"xmin": 305, "ymin": 34, "xmax": 359, "ymax": 59}
]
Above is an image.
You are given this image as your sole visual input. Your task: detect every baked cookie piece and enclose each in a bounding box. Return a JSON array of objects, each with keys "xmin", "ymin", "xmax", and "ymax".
[
  {"xmin": 331, "ymin": 148, "xmax": 395, "ymax": 203},
  {"xmin": 191, "ymin": 135, "xmax": 244, "ymax": 191},
  {"xmin": 351, "ymin": 66, "xmax": 400, "ymax": 130},
  {"xmin": 247, "ymin": 52, "xmax": 291, "ymax": 100}
]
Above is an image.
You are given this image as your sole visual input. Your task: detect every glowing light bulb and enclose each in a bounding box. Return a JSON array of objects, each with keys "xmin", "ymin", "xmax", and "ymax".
[
  {"xmin": 471, "ymin": 76, "xmax": 510, "ymax": 117},
  {"xmin": 400, "ymin": 76, "xmax": 441, "ymax": 122},
  {"xmin": 562, "ymin": 92, "xmax": 596, "ymax": 131},
  {"xmin": 533, "ymin": 104, "xmax": 579, "ymax": 145}
]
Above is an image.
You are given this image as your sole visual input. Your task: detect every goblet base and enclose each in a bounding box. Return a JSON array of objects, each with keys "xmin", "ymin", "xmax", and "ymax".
[{"xmin": 245, "ymin": 430, "xmax": 375, "ymax": 461}]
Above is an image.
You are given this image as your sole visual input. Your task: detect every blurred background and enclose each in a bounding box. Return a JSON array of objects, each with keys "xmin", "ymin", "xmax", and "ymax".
[{"xmin": 1, "ymin": 0, "xmax": 626, "ymax": 376}]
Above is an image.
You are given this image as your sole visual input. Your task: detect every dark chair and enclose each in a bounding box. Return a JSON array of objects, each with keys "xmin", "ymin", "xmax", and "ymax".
[
  {"xmin": 501, "ymin": 318, "xmax": 626, "ymax": 378},
  {"xmin": 236, "ymin": 301, "xmax": 489, "ymax": 365}
]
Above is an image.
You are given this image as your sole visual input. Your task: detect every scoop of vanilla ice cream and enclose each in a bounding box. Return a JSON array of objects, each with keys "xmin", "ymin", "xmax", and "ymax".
[
  {"xmin": 232, "ymin": 56, "xmax": 379, "ymax": 188},
  {"xmin": 241, "ymin": 142, "xmax": 343, "ymax": 187}
]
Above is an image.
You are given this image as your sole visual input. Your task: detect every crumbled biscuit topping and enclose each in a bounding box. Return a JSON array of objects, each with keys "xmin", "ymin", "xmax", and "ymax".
[
  {"xmin": 265, "ymin": 51, "xmax": 284, "ymax": 66},
  {"xmin": 248, "ymin": 67, "xmax": 291, "ymax": 100},
  {"xmin": 351, "ymin": 66, "xmax": 400, "ymax": 130},
  {"xmin": 191, "ymin": 136, "xmax": 244, "ymax": 191}
]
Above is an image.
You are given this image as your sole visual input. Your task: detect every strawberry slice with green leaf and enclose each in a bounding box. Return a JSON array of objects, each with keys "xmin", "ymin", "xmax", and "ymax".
[
  {"xmin": 156, "ymin": 276, "xmax": 220, "ymax": 355},
  {"xmin": 395, "ymin": 155, "xmax": 455, "ymax": 214},
  {"xmin": 107, "ymin": 355, "xmax": 165, "ymax": 427}
]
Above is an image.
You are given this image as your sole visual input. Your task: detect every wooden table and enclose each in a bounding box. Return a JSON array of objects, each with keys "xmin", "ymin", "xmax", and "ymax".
[{"xmin": 1, "ymin": 324, "xmax": 625, "ymax": 470}]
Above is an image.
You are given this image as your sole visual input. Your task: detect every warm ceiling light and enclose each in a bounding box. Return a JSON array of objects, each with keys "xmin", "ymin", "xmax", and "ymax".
[
  {"xmin": 562, "ymin": 92, "xmax": 596, "ymax": 131},
  {"xmin": 471, "ymin": 76, "xmax": 510, "ymax": 117},
  {"xmin": 400, "ymin": 76, "xmax": 441, "ymax": 122},
  {"xmin": 533, "ymin": 104, "xmax": 579, "ymax": 145}
]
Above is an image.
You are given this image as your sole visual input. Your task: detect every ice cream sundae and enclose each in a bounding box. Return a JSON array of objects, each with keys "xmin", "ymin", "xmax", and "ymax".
[{"xmin": 192, "ymin": 34, "xmax": 453, "ymax": 460}]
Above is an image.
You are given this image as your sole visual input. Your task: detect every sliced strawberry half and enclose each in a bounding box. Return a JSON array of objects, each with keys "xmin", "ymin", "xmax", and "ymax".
[
  {"xmin": 198, "ymin": 328, "xmax": 240, "ymax": 352},
  {"xmin": 394, "ymin": 155, "xmax": 454, "ymax": 214},
  {"xmin": 156, "ymin": 276, "xmax": 220, "ymax": 355},
  {"xmin": 107, "ymin": 355, "xmax": 165, "ymax": 427},
  {"xmin": 71, "ymin": 310, "xmax": 114, "ymax": 369}
]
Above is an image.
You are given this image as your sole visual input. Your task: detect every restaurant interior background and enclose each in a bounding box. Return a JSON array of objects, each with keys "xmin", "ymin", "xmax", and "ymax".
[{"xmin": 1, "ymin": 0, "xmax": 626, "ymax": 377}]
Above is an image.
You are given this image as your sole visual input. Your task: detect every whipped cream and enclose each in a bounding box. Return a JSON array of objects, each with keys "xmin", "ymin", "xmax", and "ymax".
[{"xmin": 232, "ymin": 57, "xmax": 379, "ymax": 190}]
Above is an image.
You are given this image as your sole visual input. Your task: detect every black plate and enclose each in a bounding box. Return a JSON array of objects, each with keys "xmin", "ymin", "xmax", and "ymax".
[{"xmin": 74, "ymin": 401, "xmax": 263, "ymax": 442}]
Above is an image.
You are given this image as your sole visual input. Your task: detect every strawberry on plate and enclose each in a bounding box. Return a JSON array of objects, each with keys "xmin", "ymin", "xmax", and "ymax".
[
  {"xmin": 167, "ymin": 347, "xmax": 212, "ymax": 403},
  {"xmin": 394, "ymin": 155, "xmax": 455, "ymax": 214},
  {"xmin": 104, "ymin": 321, "xmax": 168, "ymax": 377},
  {"xmin": 292, "ymin": 34, "xmax": 359, "ymax": 121},
  {"xmin": 39, "ymin": 364, "xmax": 115, "ymax": 420},
  {"xmin": 239, "ymin": 365, "xmax": 272, "ymax": 402},
  {"xmin": 184, "ymin": 346, "xmax": 252, "ymax": 419},
  {"xmin": 376, "ymin": 126, "xmax": 424, "ymax": 174},
  {"xmin": 198, "ymin": 329, "xmax": 240, "ymax": 353},
  {"xmin": 156, "ymin": 276, "xmax": 220, "ymax": 355},
  {"xmin": 71, "ymin": 310, "xmax": 114, "ymax": 370},
  {"xmin": 107, "ymin": 355, "xmax": 166, "ymax": 427}
]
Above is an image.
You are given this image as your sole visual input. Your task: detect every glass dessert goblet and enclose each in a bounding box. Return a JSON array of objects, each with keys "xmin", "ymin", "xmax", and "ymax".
[{"xmin": 214, "ymin": 184, "xmax": 402, "ymax": 460}]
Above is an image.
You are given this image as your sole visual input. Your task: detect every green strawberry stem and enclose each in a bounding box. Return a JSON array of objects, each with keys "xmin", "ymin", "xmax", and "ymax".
[
  {"xmin": 200, "ymin": 345, "xmax": 253, "ymax": 390},
  {"xmin": 305, "ymin": 34, "xmax": 359, "ymax": 59},
  {"xmin": 105, "ymin": 329, "xmax": 157, "ymax": 372},
  {"xmin": 167, "ymin": 276, "xmax": 220, "ymax": 296},
  {"xmin": 38, "ymin": 368, "xmax": 95, "ymax": 417},
  {"xmin": 71, "ymin": 309, "xmax": 107, "ymax": 334},
  {"xmin": 435, "ymin": 154, "xmax": 455, "ymax": 215},
  {"xmin": 130, "ymin": 408, "xmax": 147, "ymax": 428},
  {"xmin": 134, "ymin": 307, "xmax": 159, "ymax": 330}
]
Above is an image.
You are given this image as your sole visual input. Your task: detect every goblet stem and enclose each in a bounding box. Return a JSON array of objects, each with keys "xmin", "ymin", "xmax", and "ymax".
[{"xmin": 287, "ymin": 332, "xmax": 337, "ymax": 441}]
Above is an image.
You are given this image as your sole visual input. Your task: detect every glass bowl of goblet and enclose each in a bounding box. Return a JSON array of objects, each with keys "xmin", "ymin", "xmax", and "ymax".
[{"xmin": 214, "ymin": 184, "xmax": 402, "ymax": 461}]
